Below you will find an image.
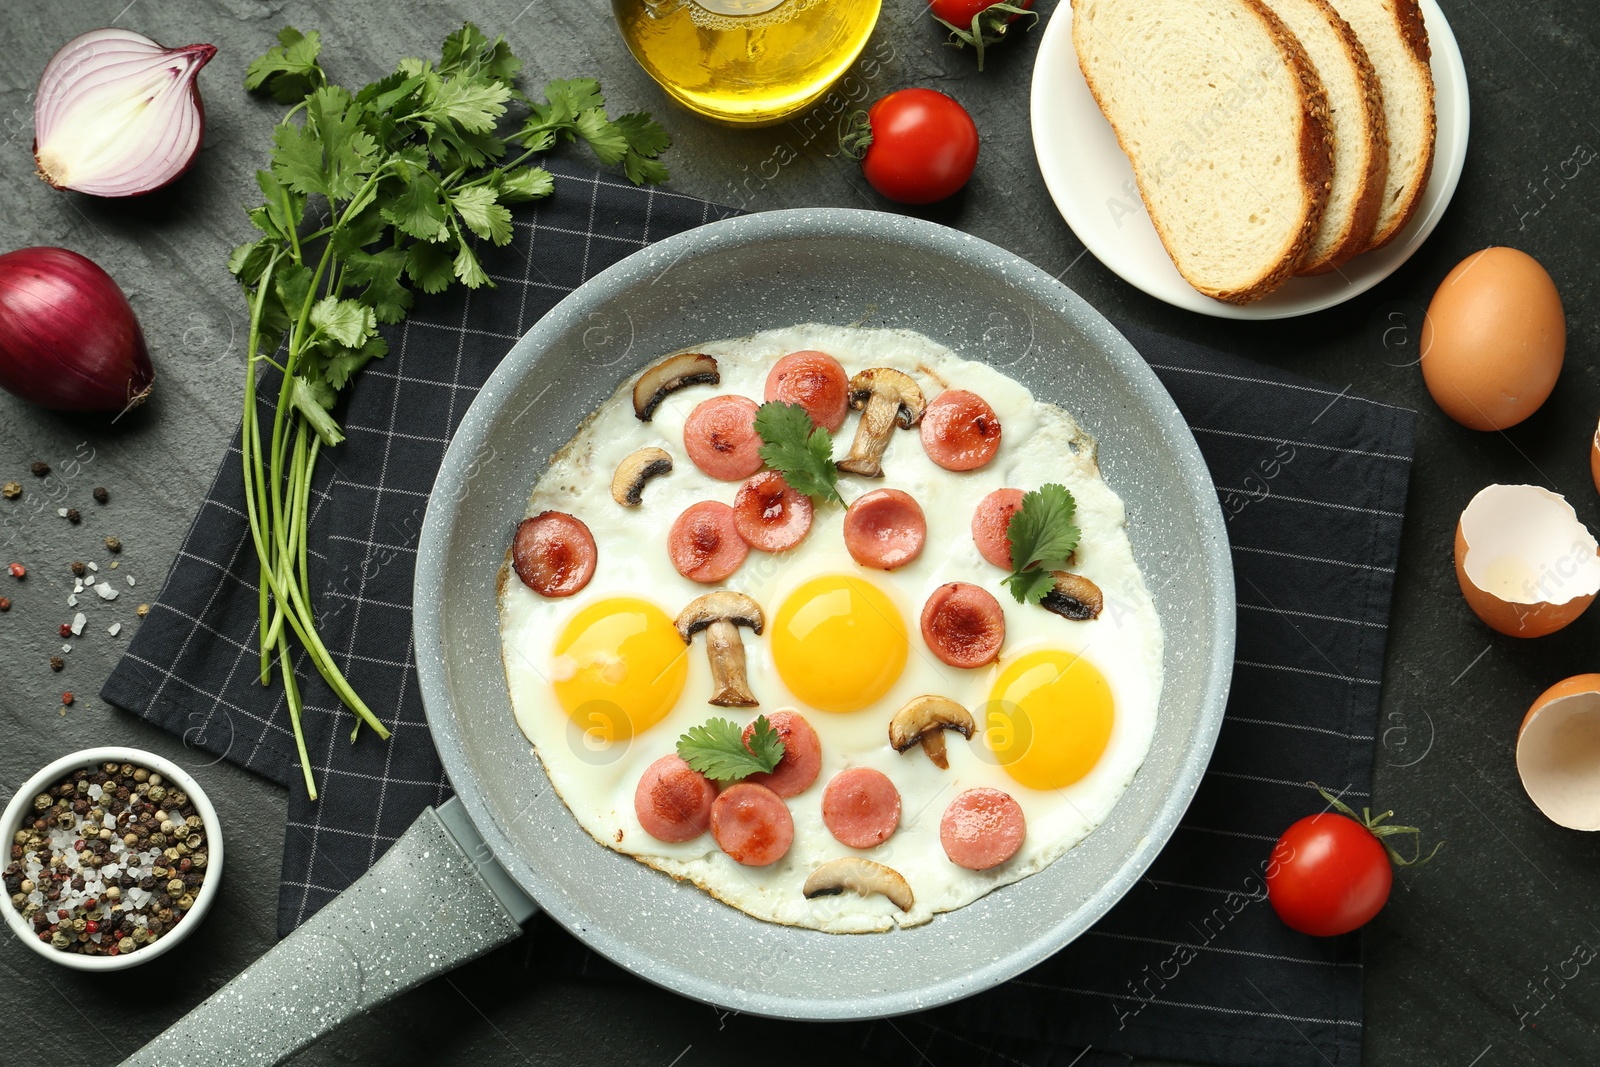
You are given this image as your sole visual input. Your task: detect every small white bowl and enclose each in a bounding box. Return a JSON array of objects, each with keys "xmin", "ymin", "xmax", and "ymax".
[{"xmin": 1, "ymin": 746, "xmax": 224, "ymax": 970}]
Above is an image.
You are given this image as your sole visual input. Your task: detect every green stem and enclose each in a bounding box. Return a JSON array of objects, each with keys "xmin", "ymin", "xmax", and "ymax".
[
  {"xmin": 242, "ymin": 253, "xmax": 283, "ymax": 684},
  {"xmin": 277, "ymin": 628, "xmax": 317, "ymax": 800}
]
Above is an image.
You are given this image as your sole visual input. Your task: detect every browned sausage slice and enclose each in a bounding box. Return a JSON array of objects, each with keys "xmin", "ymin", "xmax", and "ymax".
[
  {"xmin": 822, "ymin": 767, "xmax": 902, "ymax": 848},
  {"xmin": 668, "ymin": 501, "xmax": 748, "ymax": 583},
  {"xmin": 733, "ymin": 471, "xmax": 814, "ymax": 553},
  {"xmin": 511, "ymin": 511, "xmax": 597, "ymax": 597},
  {"xmin": 971, "ymin": 487, "xmax": 1025, "ymax": 569},
  {"xmin": 843, "ymin": 488, "xmax": 926, "ymax": 570},
  {"xmin": 920, "ymin": 582, "xmax": 1006, "ymax": 668},
  {"xmin": 742, "ymin": 710, "xmax": 822, "ymax": 798},
  {"xmin": 920, "ymin": 389, "xmax": 1002, "ymax": 471},
  {"xmin": 684, "ymin": 394, "xmax": 764, "ymax": 481},
  {"xmin": 634, "ymin": 754, "xmax": 717, "ymax": 843},
  {"xmin": 940, "ymin": 787, "xmax": 1026, "ymax": 870},
  {"xmin": 764, "ymin": 350, "xmax": 851, "ymax": 432},
  {"xmin": 711, "ymin": 782, "xmax": 794, "ymax": 866}
]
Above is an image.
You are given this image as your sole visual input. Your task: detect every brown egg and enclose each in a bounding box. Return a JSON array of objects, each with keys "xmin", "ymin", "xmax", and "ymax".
[
  {"xmin": 1454, "ymin": 484, "xmax": 1600, "ymax": 637},
  {"xmin": 1518, "ymin": 675, "xmax": 1600, "ymax": 830},
  {"xmin": 1420, "ymin": 247, "xmax": 1565, "ymax": 431}
]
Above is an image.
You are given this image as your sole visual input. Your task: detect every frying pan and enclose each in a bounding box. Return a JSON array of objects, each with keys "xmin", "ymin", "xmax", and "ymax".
[{"xmin": 120, "ymin": 209, "xmax": 1234, "ymax": 1066}]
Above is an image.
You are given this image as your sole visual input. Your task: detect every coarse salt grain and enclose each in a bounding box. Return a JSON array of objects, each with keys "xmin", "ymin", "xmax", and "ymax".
[
  {"xmin": 66, "ymin": 593, "xmax": 77, "ymax": 607},
  {"xmin": 87, "ymin": 562, "xmax": 98, "ymax": 572},
  {"xmin": 57, "ymin": 508, "xmax": 68, "ymax": 518},
  {"xmin": 95, "ymin": 581, "xmax": 117, "ymax": 601},
  {"xmin": 126, "ymin": 575, "xmax": 135, "ymax": 586},
  {"xmin": 108, "ymin": 622, "xmax": 121, "ymax": 637},
  {"xmin": 73, "ymin": 578, "xmax": 83, "ymax": 593},
  {"xmin": 60, "ymin": 643, "xmax": 71, "ymax": 653},
  {"xmin": 70, "ymin": 612, "xmax": 85, "ymax": 635}
]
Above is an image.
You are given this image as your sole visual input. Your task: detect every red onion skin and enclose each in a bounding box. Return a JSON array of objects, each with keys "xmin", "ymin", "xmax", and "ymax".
[{"xmin": 0, "ymin": 247, "xmax": 154, "ymax": 412}]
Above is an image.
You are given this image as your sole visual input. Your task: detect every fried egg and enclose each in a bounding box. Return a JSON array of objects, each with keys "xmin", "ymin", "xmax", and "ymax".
[{"xmin": 498, "ymin": 324, "xmax": 1163, "ymax": 932}]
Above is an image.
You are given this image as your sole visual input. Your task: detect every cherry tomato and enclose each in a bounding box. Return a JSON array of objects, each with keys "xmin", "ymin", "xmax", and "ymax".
[
  {"xmin": 1265, "ymin": 813, "xmax": 1392, "ymax": 937},
  {"xmin": 857, "ymin": 89, "xmax": 979, "ymax": 205},
  {"xmin": 930, "ymin": 0, "xmax": 1033, "ymax": 26}
]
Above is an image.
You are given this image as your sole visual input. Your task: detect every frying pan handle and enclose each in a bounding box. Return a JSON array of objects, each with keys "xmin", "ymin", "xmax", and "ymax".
[{"xmin": 118, "ymin": 802, "xmax": 531, "ymax": 1067}]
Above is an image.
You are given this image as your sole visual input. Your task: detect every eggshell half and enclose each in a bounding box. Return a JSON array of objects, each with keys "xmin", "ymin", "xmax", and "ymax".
[
  {"xmin": 1454, "ymin": 484, "xmax": 1600, "ymax": 637},
  {"xmin": 1420, "ymin": 248, "xmax": 1565, "ymax": 431},
  {"xmin": 1518, "ymin": 675, "xmax": 1600, "ymax": 830},
  {"xmin": 1591, "ymin": 417, "xmax": 1599, "ymax": 497}
]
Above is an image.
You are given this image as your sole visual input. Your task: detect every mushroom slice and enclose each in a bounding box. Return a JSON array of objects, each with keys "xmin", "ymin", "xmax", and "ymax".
[
  {"xmin": 888, "ymin": 694, "xmax": 975, "ymax": 770},
  {"xmin": 803, "ymin": 858, "xmax": 914, "ymax": 912},
  {"xmin": 836, "ymin": 368, "xmax": 926, "ymax": 478},
  {"xmin": 610, "ymin": 447, "xmax": 673, "ymax": 507},
  {"xmin": 676, "ymin": 591, "xmax": 765, "ymax": 707},
  {"xmin": 1041, "ymin": 572, "xmax": 1103, "ymax": 621},
  {"xmin": 632, "ymin": 352, "xmax": 720, "ymax": 421}
]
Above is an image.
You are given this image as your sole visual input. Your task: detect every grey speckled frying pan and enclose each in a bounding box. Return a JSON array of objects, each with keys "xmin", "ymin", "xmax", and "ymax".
[{"xmin": 120, "ymin": 209, "xmax": 1233, "ymax": 1067}]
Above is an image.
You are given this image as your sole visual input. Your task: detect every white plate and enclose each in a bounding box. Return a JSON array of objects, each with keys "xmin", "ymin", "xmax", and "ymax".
[{"xmin": 1031, "ymin": 0, "xmax": 1471, "ymax": 320}]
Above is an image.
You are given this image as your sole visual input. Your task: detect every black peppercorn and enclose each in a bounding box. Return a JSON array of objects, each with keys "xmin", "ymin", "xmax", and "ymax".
[
  {"xmin": 70, "ymin": 561, "xmax": 85, "ymax": 577},
  {"xmin": 49, "ymin": 656, "xmax": 64, "ymax": 672},
  {"xmin": 65, "ymin": 508, "xmax": 80, "ymax": 524},
  {"xmin": 92, "ymin": 487, "xmax": 108, "ymax": 504},
  {"xmin": 30, "ymin": 462, "xmax": 49, "ymax": 477}
]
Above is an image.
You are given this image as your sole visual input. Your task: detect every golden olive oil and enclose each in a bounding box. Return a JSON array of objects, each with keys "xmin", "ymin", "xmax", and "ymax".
[{"xmin": 613, "ymin": 0, "xmax": 882, "ymax": 126}]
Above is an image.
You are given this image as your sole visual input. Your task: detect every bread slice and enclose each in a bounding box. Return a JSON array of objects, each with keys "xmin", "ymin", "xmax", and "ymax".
[
  {"xmin": 1073, "ymin": 0, "xmax": 1334, "ymax": 304},
  {"xmin": 1323, "ymin": 0, "xmax": 1434, "ymax": 250},
  {"xmin": 1261, "ymin": 0, "xmax": 1389, "ymax": 274}
]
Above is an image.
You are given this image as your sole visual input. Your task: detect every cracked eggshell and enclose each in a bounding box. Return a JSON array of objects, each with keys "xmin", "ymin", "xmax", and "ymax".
[
  {"xmin": 1453, "ymin": 484, "xmax": 1600, "ymax": 637},
  {"xmin": 1518, "ymin": 675, "xmax": 1600, "ymax": 830}
]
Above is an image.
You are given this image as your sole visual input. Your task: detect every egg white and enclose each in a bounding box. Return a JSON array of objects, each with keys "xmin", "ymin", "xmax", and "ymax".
[{"xmin": 497, "ymin": 324, "xmax": 1164, "ymax": 932}]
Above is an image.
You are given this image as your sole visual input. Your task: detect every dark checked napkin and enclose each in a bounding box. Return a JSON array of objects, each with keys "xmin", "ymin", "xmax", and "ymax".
[{"xmin": 102, "ymin": 157, "xmax": 1413, "ymax": 1067}]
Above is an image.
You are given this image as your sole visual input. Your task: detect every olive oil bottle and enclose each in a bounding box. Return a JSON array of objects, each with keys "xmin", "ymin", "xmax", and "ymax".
[{"xmin": 613, "ymin": 0, "xmax": 882, "ymax": 126}]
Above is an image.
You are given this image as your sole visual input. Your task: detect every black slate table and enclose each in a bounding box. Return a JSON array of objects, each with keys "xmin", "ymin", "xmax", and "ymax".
[{"xmin": 1, "ymin": 2, "xmax": 1597, "ymax": 1066}]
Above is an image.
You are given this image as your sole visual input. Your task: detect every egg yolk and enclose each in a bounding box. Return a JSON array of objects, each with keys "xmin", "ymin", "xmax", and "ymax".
[
  {"xmin": 772, "ymin": 574, "xmax": 908, "ymax": 712},
  {"xmin": 551, "ymin": 598, "xmax": 688, "ymax": 743},
  {"xmin": 983, "ymin": 649, "xmax": 1114, "ymax": 790}
]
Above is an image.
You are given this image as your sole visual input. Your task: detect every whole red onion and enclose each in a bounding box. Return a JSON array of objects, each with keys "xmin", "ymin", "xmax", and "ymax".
[{"xmin": 0, "ymin": 247, "xmax": 155, "ymax": 412}]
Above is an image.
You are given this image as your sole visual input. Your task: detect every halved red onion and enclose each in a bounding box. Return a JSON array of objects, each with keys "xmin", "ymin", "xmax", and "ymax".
[
  {"xmin": 33, "ymin": 28, "xmax": 216, "ymax": 198},
  {"xmin": 0, "ymin": 247, "xmax": 155, "ymax": 413}
]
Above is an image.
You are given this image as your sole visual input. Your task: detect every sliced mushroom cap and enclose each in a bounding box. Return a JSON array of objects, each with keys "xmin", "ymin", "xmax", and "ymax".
[
  {"xmin": 802, "ymin": 857, "xmax": 914, "ymax": 912},
  {"xmin": 632, "ymin": 352, "xmax": 720, "ymax": 421},
  {"xmin": 677, "ymin": 591, "xmax": 765, "ymax": 708},
  {"xmin": 610, "ymin": 447, "xmax": 673, "ymax": 507},
  {"xmin": 1041, "ymin": 571, "xmax": 1104, "ymax": 621},
  {"xmin": 888, "ymin": 694, "xmax": 975, "ymax": 770},
  {"xmin": 675, "ymin": 590, "xmax": 765, "ymax": 640},
  {"xmin": 837, "ymin": 368, "xmax": 927, "ymax": 478}
]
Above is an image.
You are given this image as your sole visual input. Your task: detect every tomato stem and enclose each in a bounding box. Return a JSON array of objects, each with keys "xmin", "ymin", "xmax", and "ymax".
[
  {"xmin": 933, "ymin": 3, "xmax": 1039, "ymax": 73},
  {"xmin": 1311, "ymin": 782, "xmax": 1442, "ymax": 868},
  {"xmin": 838, "ymin": 110, "xmax": 873, "ymax": 161}
]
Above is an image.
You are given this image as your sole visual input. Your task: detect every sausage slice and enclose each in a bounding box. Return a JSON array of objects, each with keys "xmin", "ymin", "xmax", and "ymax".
[
  {"xmin": 940, "ymin": 787, "xmax": 1026, "ymax": 871},
  {"xmin": 920, "ymin": 582, "xmax": 1006, "ymax": 668},
  {"xmin": 971, "ymin": 488, "xmax": 1025, "ymax": 570},
  {"xmin": 733, "ymin": 471, "xmax": 814, "ymax": 553},
  {"xmin": 742, "ymin": 710, "xmax": 822, "ymax": 798},
  {"xmin": 764, "ymin": 350, "xmax": 851, "ymax": 432},
  {"xmin": 711, "ymin": 782, "xmax": 794, "ymax": 866},
  {"xmin": 511, "ymin": 511, "xmax": 597, "ymax": 597},
  {"xmin": 684, "ymin": 394, "xmax": 764, "ymax": 481},
  {"xmin": 822, "ymin": 767, "xmax": 902, "ymax": 849},
  {"xmin": 668, "ymin": 501, "xmax": 748, "ymax": 583},
  {"xmin": 920, "ymin": 390, "xmax": 1002, "ymax": 471},
  {"xmin": 634, "ymin": 754, "xmax": 717, "ymax": 843},
  {"xmin": 843, "ymin": 488, "xmax": 926, "ymax": 571}
]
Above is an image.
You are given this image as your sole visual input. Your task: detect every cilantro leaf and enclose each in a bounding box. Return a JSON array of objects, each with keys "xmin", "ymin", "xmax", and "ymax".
[
  {"xmin": 450, "ymin": 186, "xmax": 514, "ymax": 245},
  {"xmin": 244, "ymin": 27, "xmax": 324, "ymax": 104},
  {"xmin": 423, "ymin": 76, "xmax": 514, "ymax": 134},
  {"xmin": 405, "ymin": 240, "xmax": 456, "ymax": 294},
  {"xmin": 381, "ymin": 180, "xmax": 450, "ymax": 241},
  {"xmin": 1000, "ymin": 483, "xmax": 1081, "ymax": 604},
  {"xmin": 495, "ymin": 166, "xmax": 554, "ymax": 203},
  {"xmin": 754, "ymin": 401, "xmax": 844, "ymax": 506},
  {"xmin": 676, "ymin": 715, "xmax": 786, "ymax": 782},
  {"xmin": 308, "ymin": 296, "xmax": 375, "ymax": 348},
  {"xmin": 452, "ymin": 239, "xmax": 490, "ymax": 288},
  {"xmin": 615, "ymin": 112, "xmax": 672, "ymax": 158}
]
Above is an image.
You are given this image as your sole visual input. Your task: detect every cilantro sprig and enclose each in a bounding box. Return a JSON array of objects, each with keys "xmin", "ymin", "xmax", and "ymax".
[
  {"xmin": 677, "ymin": 715, "xmax": 787, "ymax": 782},
  {"xmin": 233, "ymin": 24, "xmax": 671, "ymax": 799},
  {"xmin": 1001, "ymin": 483, "xmax": 1082, "ymax": 604},
  {"xmin": 754, "ymin": 401, "xmax": 845, "ymax": 506}
]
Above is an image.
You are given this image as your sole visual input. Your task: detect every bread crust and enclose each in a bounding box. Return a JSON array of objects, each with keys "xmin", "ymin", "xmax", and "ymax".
[
  {"xmin": 1364, "ymin": 0, "xmax": 1436, "ymax": 251},
  {"xmin": 1074, "ymin": 0, "xmax": 1334, "ymax": 304},
  {"xmin": 1291, "ymin": 0, "xmax": 1390, "ymax": 275}
]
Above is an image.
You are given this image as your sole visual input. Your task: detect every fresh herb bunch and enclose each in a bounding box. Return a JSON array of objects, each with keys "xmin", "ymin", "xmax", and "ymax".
[
  {"xmin": 1002, "ymin": 483, "xmax": 1081, "ymax": 603},
  {"xmin": 677, "ymin": 715, "xmax": 787, "ymax": 782},
  {"xmin": 231, "ymin": 24, "xmax": 671, "ymax": 798}
]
